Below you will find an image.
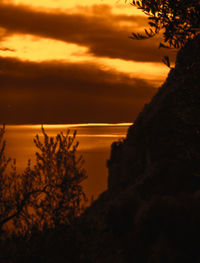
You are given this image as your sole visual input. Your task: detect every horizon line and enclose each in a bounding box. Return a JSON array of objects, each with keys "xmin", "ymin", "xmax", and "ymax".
[{"xmin": 5, "ymin": 122, "xmax": 133, "ymax": 129}]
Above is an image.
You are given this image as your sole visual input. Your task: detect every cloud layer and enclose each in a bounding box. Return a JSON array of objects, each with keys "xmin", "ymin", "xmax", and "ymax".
[
  {"xmin": 0, "ymin": 57, "xmax": 155, "ymax": 123},
  {"xmin": 0, "ymin": 2, "xmax": 175, "ymax": 124},
  {"xmin": 0, "ymin": 3, "xmax": 172, "ymax": 62}
]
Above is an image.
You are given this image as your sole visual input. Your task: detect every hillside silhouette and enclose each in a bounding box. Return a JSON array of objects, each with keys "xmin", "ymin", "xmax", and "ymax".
[{"xmin": 77, "ymin": 34, "xmax": 200, "ymax": 263}]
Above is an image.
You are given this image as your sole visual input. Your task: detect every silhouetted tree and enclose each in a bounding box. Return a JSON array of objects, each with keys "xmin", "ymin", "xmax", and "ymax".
[
  {"xmin": 0, "ymin": 125, "xmax": 13, "ymax": 234},
  {"xmin": 130, "ymin": 0, "xmax": 200, "ymax": 48},
  {"xmin": 0, "ymin": 126, "xmax": 87, "ymax": 237}
]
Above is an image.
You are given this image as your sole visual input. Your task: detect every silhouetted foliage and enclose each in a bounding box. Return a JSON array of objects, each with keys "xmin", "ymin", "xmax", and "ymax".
[
  {"xmin": 0, "ymin": 126, "xmax": 87, "ymax": 237},
  {"xmin": 0, "ymin": 224, "xmax": 84, "ymax": 263},
  {"xmin": 130, "ymin": 0, "xmax": 200, "ymax": 48}
]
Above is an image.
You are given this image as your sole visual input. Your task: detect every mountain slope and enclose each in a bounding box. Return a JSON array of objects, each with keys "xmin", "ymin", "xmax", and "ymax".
[{"xmin": 79, "ymin": 35, "xmax": 200, "ymax": 263}]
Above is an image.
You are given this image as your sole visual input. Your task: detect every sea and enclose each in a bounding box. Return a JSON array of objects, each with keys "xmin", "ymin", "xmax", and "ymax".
[{"xmin": 4, "ymin": 123, "xmax": 131, "ymax": 201}]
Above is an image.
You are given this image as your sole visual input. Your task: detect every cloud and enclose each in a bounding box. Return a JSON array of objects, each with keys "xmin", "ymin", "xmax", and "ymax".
[
  {"xmin": 0, "ymin": 47, "xmax": 15, "ymax": 51},
  {"xmin": 0, "ymin": 3, "xmax": 174, "ymax": 63},
  {"xmin": 0, "ymin": 57, "xmax": 156, "ymax": 124}
]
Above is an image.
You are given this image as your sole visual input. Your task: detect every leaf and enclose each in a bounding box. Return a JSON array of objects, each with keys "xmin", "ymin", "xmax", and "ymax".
[
  {"xmin": 162, "ymin": 55, "xmax": 171, "ymax": 68},
  {"xmin": 149, "ymin": 21, "xmax": 158, "ymax": 28},
  {"xmin": 159, "ymin": 42, "xmax": 170, "ymax": 49},
  {"xmin": 145, "ymin": 29, "xmax": 154, "ymax": 37}
]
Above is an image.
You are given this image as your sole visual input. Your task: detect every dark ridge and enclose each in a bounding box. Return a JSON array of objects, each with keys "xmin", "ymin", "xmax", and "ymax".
[
  {"xmin": 78, "ymin": 34, "xmax": 200, "ymax": 263},
  {"xmin": 108, "ymin": 34, "xmax": 200, "ymax": 196}
]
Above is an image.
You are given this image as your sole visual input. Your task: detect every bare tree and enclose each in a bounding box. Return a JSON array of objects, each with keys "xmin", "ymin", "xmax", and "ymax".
[{"xmin": 0, "ymin": 126, "xmax": 87, "ymax": 236}]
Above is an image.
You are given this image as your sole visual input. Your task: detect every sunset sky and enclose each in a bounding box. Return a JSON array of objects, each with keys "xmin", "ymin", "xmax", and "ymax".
[{"xmin": 0, "ymin": 0, "xmax": 176, "ymax": 124}]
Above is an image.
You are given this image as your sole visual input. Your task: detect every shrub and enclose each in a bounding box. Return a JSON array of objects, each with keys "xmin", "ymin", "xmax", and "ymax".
[{"xmin": 0, "ymin": 126, "xmax": 87, "ymax": 236}]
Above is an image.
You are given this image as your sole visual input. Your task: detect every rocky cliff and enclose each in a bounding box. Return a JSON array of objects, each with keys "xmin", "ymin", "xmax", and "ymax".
[
  {"xmin": 78, "ymin": 35, "xmax": 200, "ymax": 263},
  {"xmin": 108, "ymin": 34, "xmax": 200, "ymax": 196}
]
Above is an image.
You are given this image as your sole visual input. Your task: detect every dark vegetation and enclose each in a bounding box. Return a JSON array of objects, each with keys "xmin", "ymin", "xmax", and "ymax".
[
  {"xmin": 0, "ymin": 126, "xmax": 87, "ymax": 262},
  {"xmin": 130, "ymin": 0, "xmax": 200, "ymax": 67},
  {"xmin": 131, "ymin": 0, "xmax": 200, "ymax": 49}
]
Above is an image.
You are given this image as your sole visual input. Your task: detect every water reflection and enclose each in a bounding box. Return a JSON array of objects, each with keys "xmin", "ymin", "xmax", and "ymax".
[{"xmin": 4, "ymin": 123, "xmax": 131, "ymax": 200}]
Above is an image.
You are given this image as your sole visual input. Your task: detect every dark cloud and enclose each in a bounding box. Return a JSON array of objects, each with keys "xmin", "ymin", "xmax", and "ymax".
[
  {"xmin": 0, "ymin": 47, "xmax": 15, "ymax": 51},
  {"xmin": 0, "ymin": 57, "xmax": 156, "ymax": 124},
  {"xmin": 0, "ymin": 3, "xmax": 175, "ymax": 63}
]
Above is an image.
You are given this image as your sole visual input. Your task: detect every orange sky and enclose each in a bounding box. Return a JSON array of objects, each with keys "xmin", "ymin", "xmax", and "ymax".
[{"xmin": 0, "ymin": 0, "xmax": 176, "ymax": 124}]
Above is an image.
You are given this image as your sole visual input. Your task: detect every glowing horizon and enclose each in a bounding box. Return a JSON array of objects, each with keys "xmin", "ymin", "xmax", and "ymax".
[{"xmin": 6, "ymin": 122, "xmax": 133, "ymax": 129}]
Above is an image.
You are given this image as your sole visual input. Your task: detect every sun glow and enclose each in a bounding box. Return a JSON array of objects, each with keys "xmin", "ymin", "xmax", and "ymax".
[
  {"xmin": 0, "ymin": 34, "xmax": 169, "ymax": 84},
  {"xmin": 0, "ymin": 34, "xmax": 89, "ymax": 62},
  {"xmin": 2, "ymin": 0, "xmax": 145, "ymax": 16},
  {"xmin": 99, "ymin": 58, "xmax": 169, "ymax": 81}
]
